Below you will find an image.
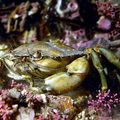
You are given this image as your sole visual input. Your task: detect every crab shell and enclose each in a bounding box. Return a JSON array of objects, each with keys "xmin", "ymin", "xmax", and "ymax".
[{"xmin": 11, "ymin": 40, "xmax": 82, "ymax": 58}]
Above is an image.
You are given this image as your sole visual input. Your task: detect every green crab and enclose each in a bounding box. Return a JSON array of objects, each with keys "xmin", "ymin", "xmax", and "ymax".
[
  {"xmin": 0, "ymin": 39, "xmax": 120, "ymax": 94},
  {"xmin": 0, "ymin": 39, "xmax": 79, "ymax": 85}
]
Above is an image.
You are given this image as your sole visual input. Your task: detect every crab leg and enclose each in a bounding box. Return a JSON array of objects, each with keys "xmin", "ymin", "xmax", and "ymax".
[
  {"xmin": 99, "ymin": 48, "xmax": 120, "ymax": 69},
  {"xmin": 91, "ymin": 50, "xmax": 108, "ymax": 91},
  {"xmin": 110, "ymin": 39, "xmax": 120, "ymax": 47},
  {"xmin": 3, "ymin": 58, "xmax": 34, "ymax": 87}
]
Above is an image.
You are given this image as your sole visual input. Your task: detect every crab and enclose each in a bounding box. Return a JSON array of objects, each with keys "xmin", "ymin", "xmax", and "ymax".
[
  {"xmin": 0, "ymin": 39, "xmax": 78, "ymax": 86},
  {"xmin": 0, "ymin": 38, "xmax": 120, "ymax": 94}
]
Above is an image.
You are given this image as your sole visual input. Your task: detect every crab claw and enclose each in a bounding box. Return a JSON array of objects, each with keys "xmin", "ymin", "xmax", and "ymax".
[
  {"xmin": 44, "ymin": 56, "xmax": 89, "ymax": 94},
  {"xmin": 45, "ymin": 72, "xmax": 84, "ymax": 94},
  {"xmin": 66, "ymin": 56, "xmax": 89, "ymax": 75}
]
